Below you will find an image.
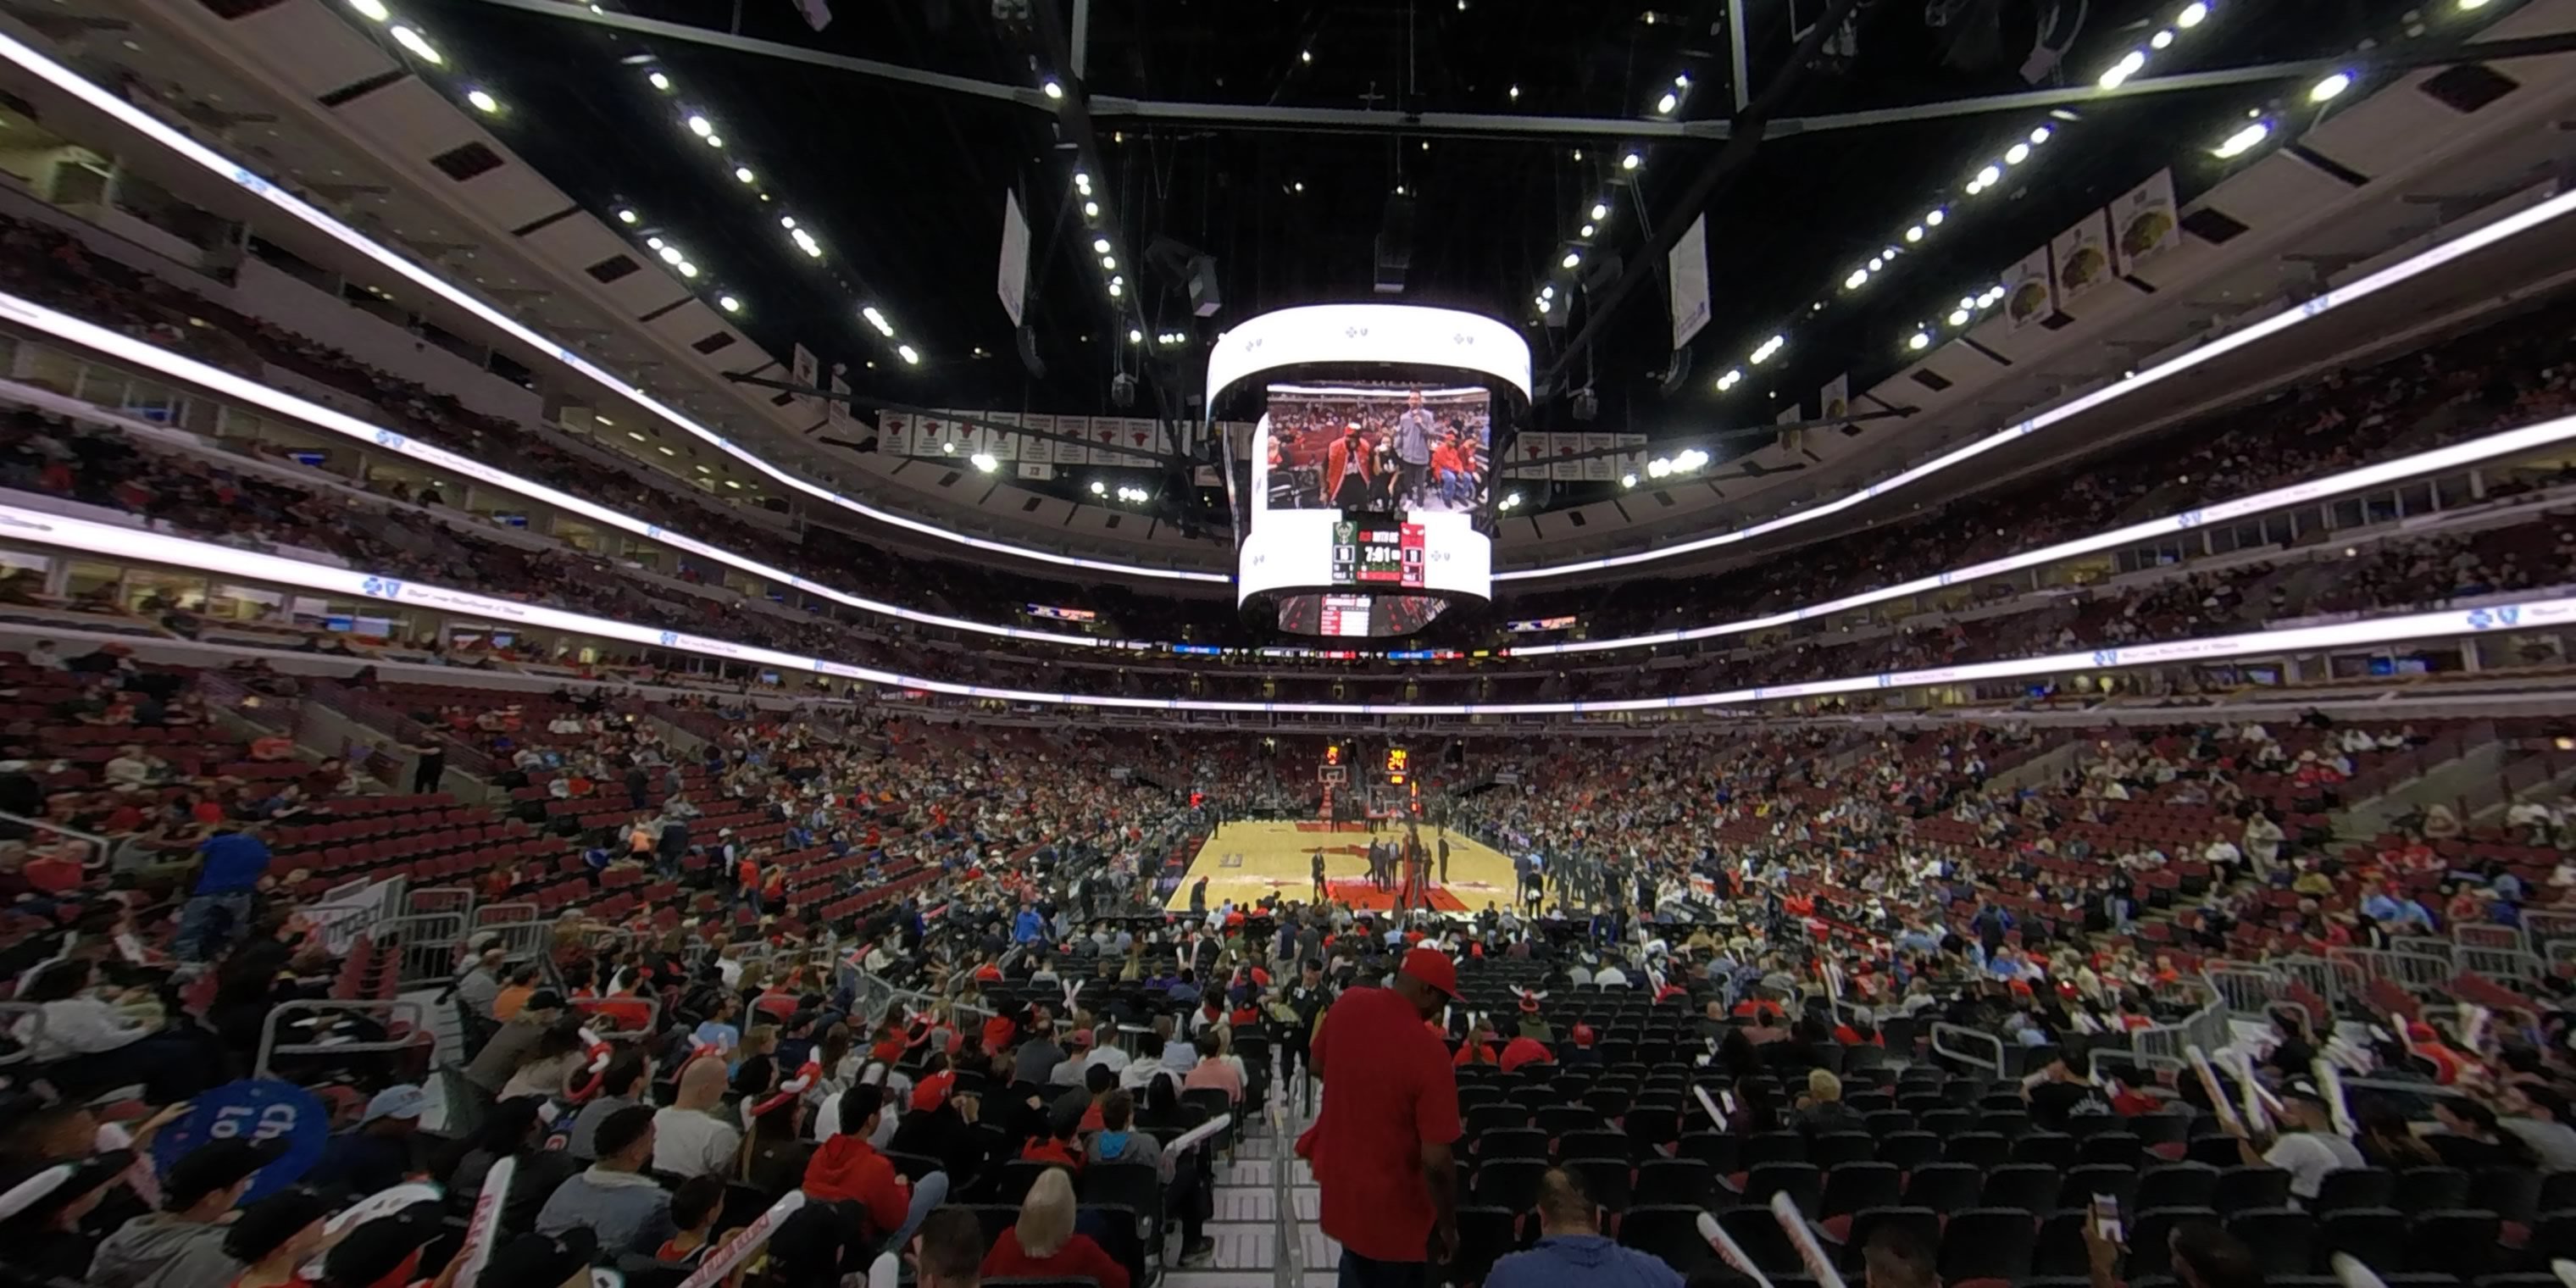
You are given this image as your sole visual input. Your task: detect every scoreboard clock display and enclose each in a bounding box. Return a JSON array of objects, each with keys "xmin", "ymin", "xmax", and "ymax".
[{"xmin": 1330, "ymin": 516, "xmax": 1425, "ymax": 589}]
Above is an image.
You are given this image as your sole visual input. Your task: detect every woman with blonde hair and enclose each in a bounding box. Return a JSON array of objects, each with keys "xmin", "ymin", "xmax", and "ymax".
[{"xmin": 981, "ymin": 1168, "xmax": 1130, "ymax": 1288}]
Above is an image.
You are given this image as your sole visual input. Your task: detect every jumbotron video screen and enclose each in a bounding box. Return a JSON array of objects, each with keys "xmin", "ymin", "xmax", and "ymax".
[{"xmin": 1239, "ymin": 381, "xmax": 1495, "ymax": 638}]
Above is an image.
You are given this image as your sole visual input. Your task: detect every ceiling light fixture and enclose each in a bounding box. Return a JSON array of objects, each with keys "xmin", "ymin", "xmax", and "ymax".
[
  {"xmin": 1579, "ymin": 223, "xmax": 1595, "ymax": 237},
  {"xmin": 734, "ymin": 166, "xmax": 755, "ymax": 183},
  {"xmin": 1715, "ymin": 369, "xmax": 1742, "ymax": 391},
  {"xmin": 465, "ymin": 89, "xmax": 499, "ymax": 114},
  {"xmin": 1904, "ymin": 225, "xmax": 1924, "ymax": 242},
  {"xmin": 648, "ymin": 70, "xmax": 673, "ymax": 92},
  {"xmin": 971, "ymin": 452, "xmax": 997, "ymax": 472},
  {"xmin": 1092, "ymin": 236, "xmax": 1111, "ymax": 253},
  {"xmin": 1656, "ymin": 92, "xmax": 1678, "ymax": 114},
  {"xmin": 1591, "ymin": 202, "xmax": 1609, "ymax": 220},
  {"xmin": 1562, "ymin": 252, "xmax": 1581, "ymax": 268},
  {"xmin": 2151, "ymin": 29, "xmax": 2175, "ymax": 49},
  {"xmin": 898, "ymin": 345, "xmax": 920, "ymax": 365},
  {"xmin": 2310, "ymin": 71, "xmax": 2352, "ymax": 102},
  {"xmin": 2005, "ymin": 142, "xmax": 2030, "ymax": 164},
  {"xmin": 1083, "ymin": 201, "xmax": 1100, "ymax": 218},
  {"xmin": 1042, "ymin": 80, "xmax": 1065, "ymax": 99},
  {"xmin": 389, "ymin": 25, "xmax": 442, "ymax": 64},
  {"xmin": 615, "ymin": 208, "xmax": 637, "ymax": 225},
  {"xmin": 1975, "ymin": 164, "xmax": 2002, "ymax": 187},
  {"xmin": 657, "ymin": 245, "xmax": 683, "ymax": 264},
  {"xmin": 687, "ymin": 114, "xmax": 713, "ymax": 136},
  {"xmin": 2098, "ymin": 47, "xmax": 2147, "ymax": 88},
  {"xmin": 1621, "ymin": 152, "xmax": 1642, "ymax": 170},
  {"xmin": 861, "ymin": 307, "xmax": 892, "ymax": 336},
  {"xmin": 675, "ymin": 262, "xmax": 697, "ymax": 278},
  {"xmin": 2177, "ymin": 1, "xmax": 2210, "ymax": 25},
  {"xmin": 719, "ymin": 295, "xmax": 741, "ymax": 314},
  {"xmin": 1908, "ymin": 330, "xmax": 1932, "ymax": 351},
  {"xmin": 1948, "ymin": 308, "xmax": 1970, "ymax": 325},
  {"xmin": 349, "ymin": 0, "xmax": 391, "ymax": 20},
  {"xmin": 2213, "ymin": 119, "xmax": 2270, "ymax": 158}
]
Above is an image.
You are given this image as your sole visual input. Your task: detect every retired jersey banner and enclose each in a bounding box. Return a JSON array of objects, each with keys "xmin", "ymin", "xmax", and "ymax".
[
  {"xmin": 1668, "ymin": 212, "xmax": 1713, "ymax": 349},
  {"xmin": 2111, "ymin": 168, "xmax": 2180, "ymax": 273}
]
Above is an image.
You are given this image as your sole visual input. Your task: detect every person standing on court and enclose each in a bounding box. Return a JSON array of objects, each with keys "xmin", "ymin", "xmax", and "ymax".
[
  {"xmin": 1299, "ymin": 945, "xmax": 1462, "ymax": 1288},
  {"xmin": 1312, "ymin": 847, "xmax": 1330, "ymax": 902},
  {"xmin": 1437, "ymin": 834, "xmax": 1450, "ymax": 886}
]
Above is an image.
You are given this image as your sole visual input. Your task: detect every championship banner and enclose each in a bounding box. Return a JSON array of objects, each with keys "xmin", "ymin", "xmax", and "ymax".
[
  {"xmin": 1551, "ymin": 432, "xmax": 1584, "ymax": 481},
  {"xmin": 1615, "ymin": 433, "xmax": 1648, "ymax": 481},
  {"xmin": 987, "ymin": 410, "xmax": 1020, "ymax": 462},
  {"xmin": 914, "ymin": 414, "xmax": 949, "ymax": 458},
  {"xmin": 1668, "ymin": 212, "xmax": 1713, "ymax": 349},
  {"xmin": 2002, "ymin": 244, "xmax": 2058, "ymax": 332},
  {"xmin": 1020, "ymin": 413, "xmax": 1054, "ymax": 466},
  {"xmin": 1580, "ymin": 431, "xmax": 1614, "ymax": 482},
  {"xmin": 2110, "ymin": 168, "xmax": 2181, "ymax": 274},
  {"xmin": 1089, "ymin": 418, "xmax": 1121, "ymax": 465},
  {"xmin": 1514, "ymin": 431, "xmax": 1551, "ymax": 477},
  {"xmin": 1056, "ymin": 415, "xmax": 1090, "ymax": 466},
  {"xmin": 825, "ymin": 372, "xmax": 854, "ymax": 435},
  {"xmin": 878, "ymin": 411, "xmax": 911, "ymax": 458},
  {"xmin": 1124, "ymin": 417, "xmax": 1160, "ymax": 466},
  {"xmin": 791, "ymin": 345, "xmax": 824, "ymax": 425}
]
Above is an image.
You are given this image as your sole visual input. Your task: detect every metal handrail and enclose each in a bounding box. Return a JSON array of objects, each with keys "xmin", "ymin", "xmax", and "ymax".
[
  {"xmin": 1929, "ymin": 1021, "xmax": 2005, "ymax": 1078},
  {"xmin": 255, "ymin": 998, "xmax": 430, "ymax": 1079}
]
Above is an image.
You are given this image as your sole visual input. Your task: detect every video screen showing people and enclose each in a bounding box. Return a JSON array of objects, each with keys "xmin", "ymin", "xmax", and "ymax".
[{"xmin": 1260, "ymin": 382, "xmax": 1490, "ymax": 515}]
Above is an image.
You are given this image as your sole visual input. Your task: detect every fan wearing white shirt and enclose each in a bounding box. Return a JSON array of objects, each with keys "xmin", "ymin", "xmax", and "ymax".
[{"xmin": 2229, "ymin": 1081, "xmax": 2363, "ymax": 1204}]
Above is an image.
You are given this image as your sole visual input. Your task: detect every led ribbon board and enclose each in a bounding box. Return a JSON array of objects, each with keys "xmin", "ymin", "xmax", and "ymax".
[
  {"xmin": 3, "ymin": 501, "xmax": 2560, "ymax": 717},
  {"xmin": 12, "ymin": 286, "xmax": 2576, "ymax": 664}
]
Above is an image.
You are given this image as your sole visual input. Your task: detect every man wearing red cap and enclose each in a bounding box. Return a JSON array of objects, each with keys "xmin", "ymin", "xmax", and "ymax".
[{"xmin": 1298, "ymin": 945, "xmax": 1461, "ymax": 1288}]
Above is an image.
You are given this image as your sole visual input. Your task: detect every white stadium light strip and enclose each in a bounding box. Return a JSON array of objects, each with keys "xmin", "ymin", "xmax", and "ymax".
[
  {"xmin": 2, "ymin": 501, "xmax": 2564, "ymax": 718},
  {"xmin": 1508, "ymin": 408, "xmax": 2576, "ymax": 657},
  {"xmin": 0, "ymin": 291, "xmax": 1109, "ymax": 651},
  {"xmin": 6, "ymin": 31, "xmax": 2566, "ymax": 597},
  {"xmin": 1492, "ymin": 181, "xmax": 2576, "ymax": 582},
  {"xmin": 0, "ymin": 31, "xmax": 1225, "ymax": 585},
  {"xmin": 8, "ymin": 279, "xmax": 2568, "ymax": 667}
]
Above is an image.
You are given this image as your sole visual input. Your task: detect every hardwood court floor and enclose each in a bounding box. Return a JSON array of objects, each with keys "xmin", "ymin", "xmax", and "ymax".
[{"xmin": 1161, "ymin": 819, "xmax": 1521, "ymax": 914}]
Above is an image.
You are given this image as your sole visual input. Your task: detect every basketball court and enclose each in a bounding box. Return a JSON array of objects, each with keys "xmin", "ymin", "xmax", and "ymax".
[{"xmin": 1161, "ymin": 819, "xmax": 1523, "ymax": 915}]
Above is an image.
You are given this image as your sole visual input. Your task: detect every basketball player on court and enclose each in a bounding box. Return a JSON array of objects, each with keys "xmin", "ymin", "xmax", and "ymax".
[{"xmin": 1312, "ymin": 847, "xmax": 1329, "ymax": 902}]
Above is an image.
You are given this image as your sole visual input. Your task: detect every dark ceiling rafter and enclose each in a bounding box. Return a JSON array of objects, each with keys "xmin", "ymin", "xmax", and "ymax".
[{"xmin": 1541, "ymin": 0, "xmax": 1867, "ymax": 389}]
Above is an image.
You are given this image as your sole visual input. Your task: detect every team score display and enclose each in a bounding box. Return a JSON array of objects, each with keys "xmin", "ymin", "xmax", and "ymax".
[{"xmin": 1330, "ymin": 519, "xmax": 1425, "ymax": 588}]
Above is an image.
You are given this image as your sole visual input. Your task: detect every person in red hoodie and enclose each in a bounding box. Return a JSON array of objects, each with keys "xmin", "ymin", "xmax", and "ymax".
[
  {"xmin": 800, "ymin": 1085, "xmax": 949, "ymax": 1253},
  {"xmin": 983, "ymin": 1167, "xmax": 1129, "ymax": 1288}
]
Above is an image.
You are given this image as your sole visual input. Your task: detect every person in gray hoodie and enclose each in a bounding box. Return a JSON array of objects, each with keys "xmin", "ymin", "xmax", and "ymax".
[
  {"xmin": 534, "ymin": 1104, "xmax": 674, "ymax": 1255},
  {"xmin": 92, "ymin": 1139, "xmax": 281, "ymax": 1288},
  {"xmin": 1483, "ymin": 1169, "xmax": 1683, "ymax": 1288}
]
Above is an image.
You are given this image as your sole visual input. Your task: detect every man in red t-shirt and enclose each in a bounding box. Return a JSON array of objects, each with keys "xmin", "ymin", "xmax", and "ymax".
[{"xmin": 1299, "ymin": 946, "xmax": 1461, "ymax": 1287}]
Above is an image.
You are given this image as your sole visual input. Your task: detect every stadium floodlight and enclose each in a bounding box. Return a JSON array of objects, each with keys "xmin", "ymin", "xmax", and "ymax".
[
  {"xmin": 1905, "ymin": 225, "xmax": 1924, "ymax": 243},
  {"xmin": 2177, "ymin": 1, "xmax": 2210, "ymax": 25},
  {"xmin": 647, "ymin": 236, "xmax": 664, "ymax": 249},
  {"xmin": 1926, "ymin": 208, "xmax": 1946, "ymax": 226},
  {"xmin": 1975, "ymin": 164, "xmax": 2002, "ymax": 187},
  {"xmin": 1621, "ymin": 152, "xmax": 1642, "ymax": 170},
  {"xmin": 1090, "ymin": 480, "xmax": 1108, "ymax": 495},
  {"xmin": 1948, "ymin": 308, "xmax": 1970, "ymax": 326},
  {"xmin": 466, "ymin": 90, "xmax": 499, "ymax": 114},
  {"xmin": 687, "ymin": 114, "xmax": 713, "ymax": 137},
  {"xmin": 1646, "ymin": 458, "xmax": 1671, "ymax": 479},
  {"xmin": 1580, "ymin": 223, "xmax": 1595, "ymax": 237},
  {"xmin": 704, "ymin": 135, "xmax": 723, "ymax": 148},
  {"xmin": 1715, "ymin": 369, "xmax": 1742, "ymax": 391},
  {"xmin": 897, "ymin": 345, "xmax": 920, "ymax": 365},
  {"xmin": 1102, "ymin": 255, "xmax": 1117, "ymax": 270},
  {"xmin": 1128, "ymin": 329, "xmax": 1142, "ymax": 342},
  {"xmin": 1908, "ymin": 330, "xmax": 1932, "ymax": 351},
  {"xmin": 2213, "ymin": 120, "xmax": 2270, "ymax": 158},
  {"xmin": 349, "ymin": 0, "xmax": 391, "ymax": 20},
  {"xmin": 1108, "ymin": 280, "xmax": 1122, "ymax": 297},
  {"xmin": 1562, "ymin": 252, "xmax": 1580, "ymax": 269},
  {"xmin": 1591, "ymin": 202, "xmax": 1609, "ymax": 220},
  {"xmin": 1541, "ymin": 284, "xmax": 1557, "ymax": 299},
  {"xmin": 2311, "ymin": 72, "xmax": 2352, "ymax": 102},
  {"xmin": 2151, "ymin": 30, "xmax": 2175, "ymax": 49},
  {"xmin": 657, "ymin": 245, "xmax": 684, "ymax": 264},
  {"xmin": 780, "ymin": 216, "xmax": 797, "ymax": 229},
  {"xmin": 1084, "ymin": 201, "xmax": 1100, "ymax": 218},
  {"xmin": 390, "ymin": 25, "xmax": 442, "ymax": 64},
  {"xmin": 735, "ymin": 166, "xmax": 756, "ymax": 183},
  {"xmin": 615, "ymin": 209, "xmax": 638, "ymax": 225},
  {"xmin": 1622, "ymin": 474, "xmax": 1637, "ymax": 488},
  {"xmin": 2029, "ymin": 126, "xmax": 2052, "ymax": 145},
  {"xmin": 862, "ymin": 307, "xmax": 893, "ymax": 336},
  {"xmin": 1092, "ymin": 237, "xmax": 1111, "ymax": 253},
  {"xmin": 1656, "ymin": 92, "xmax": 1678, "ymax": 114},
  {"xmin": 718, "ymin": 296, "xmax": 741, "ymax": 314},
  {"xmin": 971, "ymin": 452, "xmax": 998, "ymax": 472},
  {"xmin": 2098, "ymin": 48, "xmax": 2146, "ymax": 88},
  {"xmin": 1844, "ymin": 269, "xmax": 1868, "ymax": 290},
  {"xmin": 675, "ymin": 262, "xmax": 697, "ymax": 279},
  {"xmin": 2005, "ymin": 142, "xmax": 2030, "ymax": 164},
  {"xmin": 1042, "ymin": 80, "xmax": 1065, "ymax": 100},
  {"xmin": 648, "ymin": 70, "xmax": 672, "ymax": 91}
]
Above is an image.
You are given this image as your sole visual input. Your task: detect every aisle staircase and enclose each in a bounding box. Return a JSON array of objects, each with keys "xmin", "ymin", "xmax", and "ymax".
[{"xmin": 1168, "ymin": 1064, "xmax": 1324, "ymax": 1288}]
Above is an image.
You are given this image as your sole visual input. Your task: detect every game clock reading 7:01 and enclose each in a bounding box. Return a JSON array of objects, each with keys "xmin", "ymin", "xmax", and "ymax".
[{"xmin": 1330, "ymin": 518, "xmax": 1425, "ymax": 588}]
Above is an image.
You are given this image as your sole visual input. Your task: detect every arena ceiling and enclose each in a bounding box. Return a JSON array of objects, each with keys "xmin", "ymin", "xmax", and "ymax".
[{"xmin": 391, "ymin": 0, "xmax": 2441, "ymax": 478}]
